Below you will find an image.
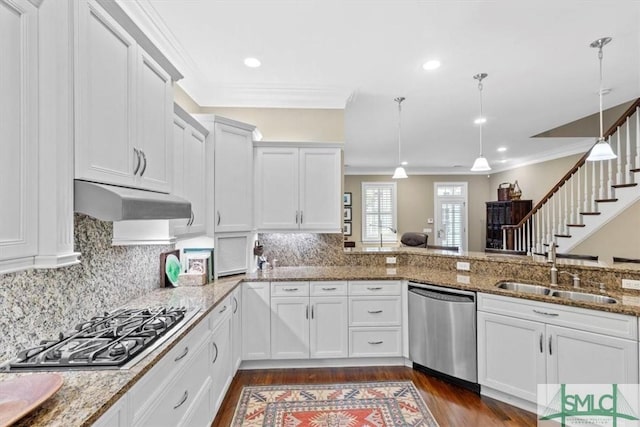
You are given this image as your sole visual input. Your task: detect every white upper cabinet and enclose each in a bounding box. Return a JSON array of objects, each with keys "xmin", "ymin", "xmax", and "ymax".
[
  {"xmin": 0, "ymin": 0, "xmax": 38, "ymax": 265},
  {"xmin": 136, "ymin": 49, "xmax": 172, "ymax": 193},
  {"xmin": 75, "ymin": 0, "xmax": 136, "ymax": 189},
  {"xmin": 214, "ymin": 121, "xmax": 255, "ymax": 232},
  {"xmin": 255, "ymin": 145, "xmax": 342, "ymax": 232},
  {"xmin": 75, "ymin": 0, "xmax": 176, "ymax": 193},
  {"xmin": 173, "ymin": 106, "xmax": 207, "ymax": 237}
]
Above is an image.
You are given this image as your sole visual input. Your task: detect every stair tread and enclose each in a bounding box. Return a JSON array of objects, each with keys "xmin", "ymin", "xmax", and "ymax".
[
  {"xmin": 566, "ymin": 224, "xmax": 586, "ymax": 227},
  {"xmin": 554, "ymin": 234, "xmax": 572, "ymax": 238},
  {"xmin": 611, "ymin": 183, "xmax": 638, "ymax": 188},
  {"xmin": 595, "ymin": 198, "xmax": 618, "ymax": 203},
  {"xmin": 580, "ymin": 212, "xmax": 601, "ymax": 215}
]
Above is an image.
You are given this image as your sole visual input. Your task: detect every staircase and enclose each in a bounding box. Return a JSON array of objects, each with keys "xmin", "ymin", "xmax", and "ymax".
[{"xmin": 502, "ymin": 99, "xmax": 640, "ymax": 255}]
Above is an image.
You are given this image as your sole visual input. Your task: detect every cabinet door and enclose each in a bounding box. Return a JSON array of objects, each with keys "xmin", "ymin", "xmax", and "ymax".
[
  {"xmin": 75, "ymin": 0, "xmax": 137, "ymax": 188},
  {"xmin": 231, "ymin": 288, "xmax": 242, "ymax": 372},
  {"xmin": 242, "ymin": 282, "xmax": 271, "ymax": 360},
  {"xmin": 178, "ymin": 378, "xmax": 212, "ymax": 427},
  {"xmin": 137, "ymin": 48, "xmax": 172, "ymax": 193},
  {"xmin": 477, "ymin": 312, "xmax": 546, "ymax": 403},
  {"xmin": 171, "ymin": 117, "xmax": 190, "ymax": 235},
  {"xmin": 183, "ymin": 129, "xmax": 206, "ymax": 234},
  {"xmin": 547, "ymin": 325, "xmax": 638, "ymax": 385},
  {"xmin": 310, "ymin": 297, "xmax": 348, "ymax": 359},
  {"xmin": 254, "ymin": 147, "xmax": 299, "ymax": 230},
  {"xmin": 299, "ymin": 148, "xmax": 342, "ymax": 231},
  {"xmin": 0, "ymin": 0, "xmax": 38, "ymax": 262},
  {"xmin": 210, "ymin": 315, "xmax": 231, "ymax": 415},
  {"xmin": 215, "ymin": 233, "xmax": 249, "ymax": 276},
  {"xmin": 93, "ymin": 393, "xmax": 129, "ymax": 427},
  {"xmin": 271, "ymin": 297, "xmax": 309, "ymax": 359},
  {"xmin": 214, "ymin": 123, "xmax": 253, "ymax": 232}
]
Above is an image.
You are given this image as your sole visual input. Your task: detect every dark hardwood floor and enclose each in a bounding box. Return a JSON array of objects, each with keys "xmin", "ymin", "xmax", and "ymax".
[{"xmin": 211, "ymin": 366, "xmax": 536, "ymax": 426}]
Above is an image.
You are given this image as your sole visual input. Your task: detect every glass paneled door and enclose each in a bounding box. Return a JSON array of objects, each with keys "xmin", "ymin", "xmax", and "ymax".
[{"xmin": 434, "ymin": 183, "xmax": 468, "ymax": 251}]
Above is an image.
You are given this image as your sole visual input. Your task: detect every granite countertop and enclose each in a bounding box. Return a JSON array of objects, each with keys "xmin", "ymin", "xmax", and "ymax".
[
  {"xmin": 4, "ymin": 276, "xmax": 242, "ymax": 427},
  {"xmin": 6, "ymin": 265, "xmax": 640, "ymax": 426},
  {"xmin": 246, "ymin": 266, "xmax": 640, "ymax": 316}
]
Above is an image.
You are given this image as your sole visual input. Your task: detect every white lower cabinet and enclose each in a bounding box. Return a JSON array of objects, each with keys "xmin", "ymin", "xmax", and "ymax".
[
  {"xmin": 92, "ymin": 394, "xmax": 129, "ymax": 427},
  {"xmin": 231, "ymin": 287, "xmax": 243, "ymax": 371},
  {"xmin": 242, "ymin": 282, "xmax": 271, "ymax": 360},
  {"xmin": 210, "ymin": 306, "xmax": 232, "ymax": 415},
  {"xmin": 271, "ymin": 295, "xmax": 310, "ymax": 359},
  {"xmin": 310, "ymin": 296, "xmax": 349, "ymax": 358},
  {"xmin": 477, "ymin": 293, "xmax": 639, "ymax": 407}
]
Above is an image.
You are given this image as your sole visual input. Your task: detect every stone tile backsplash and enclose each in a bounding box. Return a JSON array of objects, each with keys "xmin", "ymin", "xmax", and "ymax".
[{"xmin": 0, "ymin": 214, "xmax": 170, "ymax": 363}]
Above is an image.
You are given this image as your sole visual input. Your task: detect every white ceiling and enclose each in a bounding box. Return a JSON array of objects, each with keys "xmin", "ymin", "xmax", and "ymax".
[{"xmin": 119, "ymin": 0, "xmax": 640, "ymax": 174}]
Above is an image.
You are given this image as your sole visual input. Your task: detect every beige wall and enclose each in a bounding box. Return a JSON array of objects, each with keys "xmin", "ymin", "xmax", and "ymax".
[
  {"xmin": 488, "ymin": 154, "xmax": 582, "ymax": 205},
  {"xmin": 199, "ymin": 106, "xmax": 344, "ymax": 142},
  {"xmin": 344, "ymin": 175, "xmax": 491, "ymax": 252},
  {"xmin": 174, "ymin": 84, "xmax": 201, "ymax": 114},
  {"xmin": 572, "ymin": 200, "xmax": 640, "ymax": 262}
]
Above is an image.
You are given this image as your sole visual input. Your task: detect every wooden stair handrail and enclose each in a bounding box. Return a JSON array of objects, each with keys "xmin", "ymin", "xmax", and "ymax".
[{"xmin": 503, "ymin": 98, "xmax": 640, "ymax": 231}]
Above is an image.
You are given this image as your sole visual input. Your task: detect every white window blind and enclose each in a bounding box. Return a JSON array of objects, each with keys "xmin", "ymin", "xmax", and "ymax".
[
  {"xmin": 439, "ymin": 201, "xmax": 463, "ymax": 247},
  {"xmin": 361, "ymin": 182, "xmax": 397, "ymax": 242}
]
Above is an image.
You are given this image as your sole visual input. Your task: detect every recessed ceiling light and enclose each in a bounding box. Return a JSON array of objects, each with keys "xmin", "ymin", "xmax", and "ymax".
[
  {"xmin": 499, "ymin": 159, "xmax": 508, "ymax": 163},
  {"xmin": 244, "ymin": 57, "xmax": 261, "ymax": 68},
  {"xmin": 422, "ymin": 60, "xmax": 441, "ymax": 71},
  {"xmin": 474, "ymin": 117, "xmax": 486, "ymax": 124},
  {"xmin": 497, "ymin": 147, "xmax": 507, "ymax": 152},
  {"xmin": 401, "ymin": 161, "xmax": 408, "ymax": 166}
]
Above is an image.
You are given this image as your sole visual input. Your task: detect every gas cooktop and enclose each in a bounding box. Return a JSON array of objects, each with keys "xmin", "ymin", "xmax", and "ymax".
[{"xmin": 3, "ymin": 306, "xmax": 199, "ymax": 371}]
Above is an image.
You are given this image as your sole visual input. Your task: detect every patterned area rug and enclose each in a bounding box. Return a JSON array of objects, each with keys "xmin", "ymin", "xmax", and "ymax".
[{"xmin": 231, "ymin": 381, "xmax": 439, "ymax": 426}]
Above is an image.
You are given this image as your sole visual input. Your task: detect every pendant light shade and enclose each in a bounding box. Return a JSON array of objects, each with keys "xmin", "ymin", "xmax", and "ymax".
[
  {"xmin": 392, "ymin": 166, "xmax": 408, "ymax": 179},
  {"xmin": 471, "ymin": 156, "xmax": 491, "ymax": 172},
  {"xmin": 587, "ymin": 37, "xmax": 617, "ymax": 162},
  {"xmin": 392, "ymin": 97, "xmax": 408, "ymax": 179},
  {"xmin": 471, "ymin": 73, "xmax": 491, "ymax": 172}
]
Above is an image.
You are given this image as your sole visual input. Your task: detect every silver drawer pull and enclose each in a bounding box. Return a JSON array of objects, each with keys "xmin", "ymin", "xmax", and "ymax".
[
  {"xmin": 219, "ymin": 305, "xmax": 228, "ymax": 314},
  {"xmin": 368, "ymin": 341, "xmax": 383, "ymax": 345},
  {"xmin": 174, "ymin": 346, "xmax": 189, "ymax": 362},
  {"xmin": 322, "ymin": 287, "xmax": 337, "ymax": 291},
  {"xmin": 283, "ymin": 288, "xmax": 299, "ymax": 291},
  {"xmin": 212, "ymin": 342, "xmax": 219, "ymax": 364},
  {"xmin": 232, "ymin": 296, "xmax": 238, "ymax": 313},
  {"xmin": 533, "ymin": 309, "xmax": 559, "ymax": 317},
  {"xmin": 173, "ymin": 390, "xmax": 189, "ymax": 409},
  {"xmin": 367, "ymin": 287, "xmax": 383, "ymax": 291},
  {"xmin": 368, "ymin": 310, "xmax": 383, "ymax": 314}
]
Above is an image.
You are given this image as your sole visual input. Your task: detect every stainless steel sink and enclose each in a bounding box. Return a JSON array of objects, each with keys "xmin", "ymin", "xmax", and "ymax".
[
  {"xmin": 496, "ymin": 281, "xmax": 551, "ymax": 295},
  {"xmin": 550, "ymin": 290, "xmax": 618, "ymax": 304}
]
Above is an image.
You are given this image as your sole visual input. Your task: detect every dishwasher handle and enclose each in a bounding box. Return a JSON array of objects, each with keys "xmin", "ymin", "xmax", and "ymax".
[{"xmin": 409, "ymin": 287, "xmax": 474, "ymax": 303}]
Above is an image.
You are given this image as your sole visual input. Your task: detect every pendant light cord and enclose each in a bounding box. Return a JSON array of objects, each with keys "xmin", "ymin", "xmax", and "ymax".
[
  {"xmin": 478, "ymin": 79, "xmax": 484, "ymax": 156},
  {"xmin": 395, "ymin": 97, "xmax": 405, "ymax": 164},
  {"xmin": 598, "ymin": 44, "xmax": 604, "ymax": 139}
]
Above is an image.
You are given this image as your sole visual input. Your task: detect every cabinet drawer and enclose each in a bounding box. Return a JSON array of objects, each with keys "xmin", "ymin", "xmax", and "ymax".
[
  {"xmin": 310, "ymin": 281, "xmax": 347, "ymax": 296},
  {"xmin": 134, "ymin": 340, "xmax": 210, "ymax": 426},
  {"xmin": 349, "ymin": 297, "xmax": 402, "ymax": 326},
  {"xmin": 349, "ymin": 327, "xmax": 402, "ymax": 357},
  {"xmin": 349, "ymin": 280, "xmax": 401, "ymax": 296},
  {"xmin": 477, "ymin": 293, "xmax": 637, "ymax": 340},
  {"xmin": 130, "ymin": 316, "xmax": 209, "ymax": 420},
  {"xmin": 271, "ymin": 281, "xmax": 309, "ymax": 297},
  {"xmin": 209, "ymin": 295, "xmax": 232, "ymax": 331}
]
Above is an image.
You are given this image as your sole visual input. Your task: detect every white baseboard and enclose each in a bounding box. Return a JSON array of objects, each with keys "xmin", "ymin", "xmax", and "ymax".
[
  {"xmin": 481, "ymin": 386, "xmax": 537, "ymax": 413},
  {"xmin": 239, "ymin": 357, "xmax": 409, "ymax": 370}
]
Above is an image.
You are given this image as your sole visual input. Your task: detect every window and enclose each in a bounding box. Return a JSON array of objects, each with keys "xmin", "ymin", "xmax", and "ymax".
[{"xmin": 361, "ymin": 182, "xmax": 397, "ymax": 242}]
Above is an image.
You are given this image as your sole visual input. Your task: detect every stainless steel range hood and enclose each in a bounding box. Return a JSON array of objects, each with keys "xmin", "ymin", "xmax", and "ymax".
[{"xmin": 74, "ymin": 180, "xmax": 191, "ymax": 221}]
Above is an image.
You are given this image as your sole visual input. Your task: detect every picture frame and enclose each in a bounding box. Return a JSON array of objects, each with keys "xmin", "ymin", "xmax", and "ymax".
[
  {"xmin": 343, "ymin": 222, "xmax": 352, "ymax": 236},
  {"xmin": 343, "ymin": 207, "xmax": 352, "ymax": 221},
  {"xmin": 343, "ymin": 192, "xmax": 352, "ymax": 206}
]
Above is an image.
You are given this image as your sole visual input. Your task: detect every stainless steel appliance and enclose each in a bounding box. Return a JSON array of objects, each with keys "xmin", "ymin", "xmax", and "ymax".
[
  {"xmin": 408, "ymin": 282, "xmax": 477, "ymax": 387},
  {"xmin": 3, "ymin": 307, "xmax": 197, "ymax": 371}
]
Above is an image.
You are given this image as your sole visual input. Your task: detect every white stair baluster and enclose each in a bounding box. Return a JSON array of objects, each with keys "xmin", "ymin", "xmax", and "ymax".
[
  {"xmin": 583, "ymin": 162, "xmax": 590, "ymax": 213},
  {"xmin": 626, "ymin": 119, "xmax": 632, "ymax": 183},
  {"xmin": 616, "ymin": 128, "xmax": 623, "ymax": 184},
  {"xmin": 635, "ymin": 107, "xmax": 640, "ymax": 169},
  {"xmin": 591, "ymin": 161, "xmax": 597, "ymax": 211},
  {"xmin": 563, "ymin": 184, "xmax": 569, "ymax": 234},
  {"xmin": 598, "ymin": 154, "xmax": 605, "ymax": 199},
  {"xmin": 502, "ymin": 228, "xmax": 506, "ymax": 250},
  {"xmin": 607, "ymin": 139, "xmax": 614, "ymax": 199},
  {"xmin": 576, "ymin": 167, "xmax": 581, "ymax": 223}
]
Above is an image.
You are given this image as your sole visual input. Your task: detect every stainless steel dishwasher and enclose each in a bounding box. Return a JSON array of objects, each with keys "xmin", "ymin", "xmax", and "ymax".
[{"xmin": 408, "ymin": 282, "xmax": 477, "ymax": 387}]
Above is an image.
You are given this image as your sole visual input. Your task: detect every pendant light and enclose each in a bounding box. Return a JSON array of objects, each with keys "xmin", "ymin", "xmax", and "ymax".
[
  {"xmin": 471, "ymin": 73, "xmax": 491, "ymax": 172},
  {"xmin": 586, "ymin": 37, "xmax": 617, "ymax": 161},
  {"xmin": 392, "ymin": 97, "xmax": 408, "ymax": 179}
]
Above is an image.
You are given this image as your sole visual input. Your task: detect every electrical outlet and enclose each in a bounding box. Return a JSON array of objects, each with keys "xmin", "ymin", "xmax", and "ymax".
[
  {"xmin": 386, "ymin": 256, "xmax": 397, "ymax": 264},
  {"xmin": 456, "ymin": 261, "xmax": 470, "ymax": 271},
  {"xmin": 386, "ymin": 268, "xmax": 397, "ymax": 275},
  {"xmin": 422, "ymin": 228, "xmax": 432, "ymax": 233},
  {"xmin": 622, "ymin": 279, "xmax": 640, "ymax": 290},
  {"xmin": 457, "ymin": 274, "xmax": 470, "ymax": 284}
]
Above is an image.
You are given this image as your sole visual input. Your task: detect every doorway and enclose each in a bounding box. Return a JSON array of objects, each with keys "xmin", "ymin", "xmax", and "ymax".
[{"xmin": 434, "ymin": 182, "xmax": 468, "ymax": 251}]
